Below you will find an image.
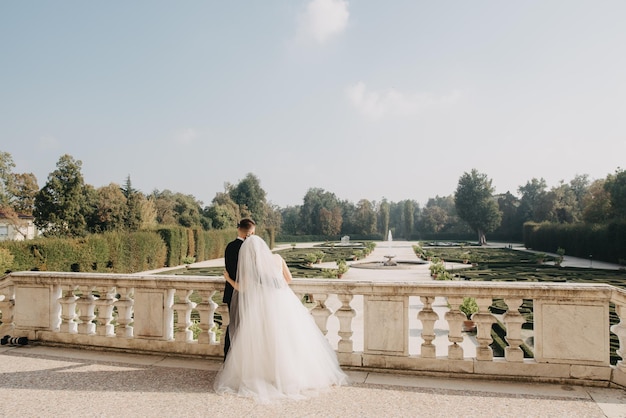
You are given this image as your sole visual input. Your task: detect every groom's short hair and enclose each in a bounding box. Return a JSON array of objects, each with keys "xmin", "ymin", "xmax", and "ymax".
[{"xmin": 237, "ymin": 218, "xmax": 256, "ymax": 232}]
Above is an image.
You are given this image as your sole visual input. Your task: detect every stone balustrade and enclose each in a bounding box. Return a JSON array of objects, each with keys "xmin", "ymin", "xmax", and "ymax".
[{"xmin": 1, "ymin": 271, "xmax": 625, "ymax": 388}]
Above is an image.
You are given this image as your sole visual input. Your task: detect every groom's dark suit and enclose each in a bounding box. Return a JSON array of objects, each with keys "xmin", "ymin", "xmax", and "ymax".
[{"xmin": 223, "ymin": 236, "xmax": 244, "ymax": 359}]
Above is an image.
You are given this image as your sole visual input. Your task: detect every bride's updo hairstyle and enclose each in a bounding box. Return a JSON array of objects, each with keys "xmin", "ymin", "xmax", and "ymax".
[{"xmin": 237, "ymin": 218, "xmax": 256, "ymax": 235}]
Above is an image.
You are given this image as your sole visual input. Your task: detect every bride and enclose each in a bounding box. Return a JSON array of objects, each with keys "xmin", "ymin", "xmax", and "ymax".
[{"xmin": 214, "ymin": 235, "xmax": 348, "ymax": 402}]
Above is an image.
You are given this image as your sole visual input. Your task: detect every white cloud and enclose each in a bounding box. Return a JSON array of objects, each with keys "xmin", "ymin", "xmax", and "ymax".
[
  {"xmin": 173, "ymin": 128, "xmax": 198, "ymax": 144},
  {"xmin": 297, "ymin": 0, "xmax": 349, "ymax": 44},
  {"xmin": 37, "ymin": 135, "xmax": 60, "ymax": 150},
  {"xmin": 346, "ymin": 82, "xmax": 461, "ymax": 119}
]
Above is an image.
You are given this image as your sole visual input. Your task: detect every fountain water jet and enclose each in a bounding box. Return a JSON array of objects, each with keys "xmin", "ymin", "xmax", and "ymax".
[{"xmin": 383, "ymin": 230, "xmax": 397, "ymax": 266}]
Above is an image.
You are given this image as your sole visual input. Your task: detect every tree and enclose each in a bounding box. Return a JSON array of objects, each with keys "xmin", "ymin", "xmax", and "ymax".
[
  {"xmin": 121, "ymin": 175, "xmax": 143, "ymax": 231},
  {"xmin": 377, "ymin": 199, "xmax": 390, "ymax": 237},
  {"xmin": 34, "ymin": 154, "xmax": 91, "ymax": 237},
  {"xmin": 354, "ymin": 199, "xmax": 377, "ymax": 235},
  {"xmin": 204, "ymin": 192, "xmax": 241, "ymax": 229},
  {"xmin": 0, "ymin": 151, "xmax": 16, "ymax": 208},
  {"xmin": 402, "ymin": 200, "xmax": 416, "ymax": 239},
  {"xmin": 300, "ymin": 188, "xmax": 341, "ymax": 235},
  {"xmin": 10, "ymin": 173, "xmax": 39, "ymax": 215},
  {"xmin": 280, "ymin": 206, "xmax": 301, "ymax": 235},
  {"xmin": 493, "ymin": 191, "xmax": 522, "ymax": 240},
  {"xmin": 582, "ymin": 179, "xmax": 611, "ymax": 223},
  {"xmin": 604, "ymin": 168, "xmax": 626, "ymax": 220},
  {"xmin": 517, "ymin": 178, "xmax": 548, "ymax": 222},
  {"xmin": 454, "ymin": 169, "xmax": 502, "ymax": 245},
  {"xmin": 229, "ymin": 173, "xmax": 267, "ymax": 225},
  {"xmin": 92, "ymin": 183, "xmax": 127, "ymax": 232}
]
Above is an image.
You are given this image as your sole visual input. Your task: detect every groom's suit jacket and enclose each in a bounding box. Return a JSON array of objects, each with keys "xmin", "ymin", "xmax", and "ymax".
[{"xmin": 223, "ymin": 237, "xmax": 244, "ymax": 306}]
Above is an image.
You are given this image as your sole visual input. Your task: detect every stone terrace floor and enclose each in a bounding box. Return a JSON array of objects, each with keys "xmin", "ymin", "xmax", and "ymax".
[{"xmin": 1, "ymin": 345, "xmax": 625, "ymax": 418}]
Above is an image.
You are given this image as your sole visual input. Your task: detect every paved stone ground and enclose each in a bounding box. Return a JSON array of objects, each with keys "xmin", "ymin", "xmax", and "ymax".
[
  {"xmin": 1, "ymin": 345, "xmax": 625, "ymax": 417},
  {"xmin": 5, "ymin": 240, "xmax": 625, "ymax": 417}
]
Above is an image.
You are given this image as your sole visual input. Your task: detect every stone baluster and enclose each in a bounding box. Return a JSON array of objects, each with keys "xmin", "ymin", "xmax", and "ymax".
[
  {"xmin": 311, "ymin": 293, "xmax": 331, "ymax": 335},
  {"xmin": 418, "ymin": 296, "xmax": 440, "ymax": 358},
  {"xmin": 58, "ymin": 285, "xmax": 78, "ymax": 334},
  {"xmin": 94, "ymin": 286, "xmax": 117, "ymax": 337},
  {"xmin": 0, "ymin": 284, "xmax": 15, "ymax": 335},
  {"xmin": 114, "ymin": 287, "xmax": 134, "ymax": 338},
  {"xmin": 474, "ymin": 297, "xmax": 496, "ymax": 361},
  {"xmin": 444, "ymin": 296, "xmax": 465, "ymax": 360},
  {"xmin": 335, "ymin": 293, "xmax": 356, "ymax": 353},
  {"xmin": 196, "ymin": 290, "xmax": 218, "ymax": 344},
  {"xmin": 216, "ymin": 302, "xmax": 230, "ymax": 348},
  {"xmin": 76, "ymin": 286, "xmax": 96, "ymax": 335},
  {"xmin": 611, "ymin": 303, "xmax": 626, "ymax": 373},
  {"xmin": 503, "ymin": 297, "xmax": 525, "ymax": 362},
  {"xmin": 173, "ymin": 289, "xmax": 196, "ymax": 342}
]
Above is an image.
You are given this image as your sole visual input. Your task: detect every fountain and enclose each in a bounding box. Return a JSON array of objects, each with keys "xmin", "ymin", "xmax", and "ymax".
[{"xmin": 383, "ymin": 230, "xmax": 397, "ymax": 266}]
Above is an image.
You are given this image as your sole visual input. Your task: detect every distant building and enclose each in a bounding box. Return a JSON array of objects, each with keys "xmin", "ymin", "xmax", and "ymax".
[{"xmin": 0, "ymin": 211, "xmax": 38, "ymax": 241}]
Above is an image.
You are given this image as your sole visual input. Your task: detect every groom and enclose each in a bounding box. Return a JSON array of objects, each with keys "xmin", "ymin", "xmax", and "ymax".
[{"xmin": 223, "ymin": 218, "xmax": 256, "ymax": 360}]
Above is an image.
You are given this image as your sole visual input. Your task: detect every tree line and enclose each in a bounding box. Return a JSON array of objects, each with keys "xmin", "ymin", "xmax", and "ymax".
[{"xmin": 1, "ymin": 151, "xmax": 625, "ymax": 243}]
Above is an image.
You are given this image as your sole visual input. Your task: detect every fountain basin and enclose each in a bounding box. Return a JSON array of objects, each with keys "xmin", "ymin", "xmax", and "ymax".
[{"xmin": 351, "ymin": 260, "xmax": 428, "ymax": 270}]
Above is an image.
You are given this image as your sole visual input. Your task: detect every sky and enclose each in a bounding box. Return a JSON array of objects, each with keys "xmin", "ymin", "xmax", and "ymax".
[{"xmin": 1, "ymin": 1, "xmax": 625, "ymax": 209}]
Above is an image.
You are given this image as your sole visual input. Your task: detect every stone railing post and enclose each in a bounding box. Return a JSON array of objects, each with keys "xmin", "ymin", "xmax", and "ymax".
[
  {"xmin": 216, "ymin": 302, "xmax": 230, "ymax": 348},
  {"xmin": 444, "ymin": 296, "xmax": 465, "ymax": 360},
  {"xmin": 174, "ymin": 289, "xmax": 196, "ymax": 342},
  {"xmin": 94, "ymin": 286, "xmax": 117, "ymax": 337},
  {"xmin": 610, "ymin": 303, "xmax": 626, "ymax": 372},
  {"xmin": 133, "ymin": 288, "xmax": 174, "ymax": 340},
  {"xmin": 474, "ymin": 297, "xmax": 495, "ymax": 361},
  {"xmin": 196, "ymin": 290, "xmax": 218, "ymax": 344},
  {"xmin": 114, "ymin": 287, "xmax": 134, "ymax": 338},
  {"xmin": 364, "ymin": 295, "xmax": 408, "ymax": 356},
  {"xmin": 311, "ymin": 293, "xmax": 331, "ymax": 335},
  {"xmin": 503, "ymin": 297, "xmax": 525, "ymax": 362},
  {"xmin": 76, "ymin": 286, "xmax": 96, "ymax": 335},
  {"xmin": 418, "ymin": 296, "xmax": 439, "ymax": 358},
  {"xmin": 335, "ymin": 293, "xmax": 355, "ymax": 353},
  {"xmin": 58, "ymin": 285, "xmax": 78, "ymax": 334},
  {"xmin": 0, "ymin": 284, "xmax": 15, "ymax": 335}
]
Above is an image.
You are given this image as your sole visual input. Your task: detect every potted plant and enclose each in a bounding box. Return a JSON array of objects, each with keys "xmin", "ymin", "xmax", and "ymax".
[
  {"xmin": 314, "ymin": 251, "xmax": 325, "ymax": 264},
  {"xmin": 336, "ymin": 260, "xmax": 349, "ymax": 278},
  {"xmin": 304, "ymin": 253, "xmax": 318, "ymax": 266},
  {"xmin": 459, "ymin": 297, "xmax": 478, "ymax": 332},
  {"xmin": 555, "ymin": 247, "xmax": 565, "ymax": 267},
  {"xmin": 181, "ymin": 256, "xmax": 196, "ymax": 268}
]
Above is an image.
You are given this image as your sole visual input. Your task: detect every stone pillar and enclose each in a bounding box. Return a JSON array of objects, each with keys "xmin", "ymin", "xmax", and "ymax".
[
  {"xmin": 115, "ymin": 287, "xmax": 134, "ymax": 338},
  {"xmin": 94, "ymin": 286, "xmax": 117, "ymax": 337},
  {"xmin": 58, "ymin": 285, "xmax": 78, "ymax": 334},
  {"xmin": 474, "ymin": 297, "xmax": 495, "ymax": 361},
  {"xmin": 216, "ymin": 302, "xmax": 229, "ymax": 348},
  {"xmin": 503, "ymin": 297, "xmax": 525, "ymax": 362},
  {"xmin": 444, "ymin": 296, "xmax": 465, "ymax": 360},
  {"xmin": 196, "ymin": 290, "xmax": 218, "ymax": 344},
  {"xmin": 335, "ymin": 293, "xmax": 355, "ymax": 353},
  {"xmin": 0, "ymin": 284, "xmax": 15, "ymax": 335},
  {"xmin": 611, "ymin": 303, "xmax": 626, "ymax": 373},
  {"xmin": 76, "ymin": 286, "xmax": 96, "ymax": 335},
  {"xmin": 311, "ymin": 293, "xmax": 331, "ymax": 336},
  {"xmin": 173, "ymin": 289, "xmax": 196, "ymax": 342},
  {"xmin": 364, "ymin": 295, "xmax": 408, "ymax": 356},
  {"xmin": 418, "ymin": 296, "xmax": 439, "ymax": 358}
]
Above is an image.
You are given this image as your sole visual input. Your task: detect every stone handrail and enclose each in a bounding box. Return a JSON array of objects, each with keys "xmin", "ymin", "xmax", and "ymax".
[{"xmin": 1, "ymin": 271, "xmax": 625, "ymax": 388}]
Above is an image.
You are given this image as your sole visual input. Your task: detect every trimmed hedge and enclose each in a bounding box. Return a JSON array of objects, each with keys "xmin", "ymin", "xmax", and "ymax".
[
  {"xmin": 523, "ymin": 221, "xmax": 626, "ymax": 263},
  {"xmin": 0, "ymin": 231, "xmax": 167, "ymax": 274},
  {"xmin": 1, "ymin": 227, "xmax": 239, "ymax": 274}
]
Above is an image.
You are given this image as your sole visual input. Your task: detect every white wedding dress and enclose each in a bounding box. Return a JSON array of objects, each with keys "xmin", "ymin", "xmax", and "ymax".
[{"xmin": 214, "ymin": 235, "xmax": 348, "ymax": 403}]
